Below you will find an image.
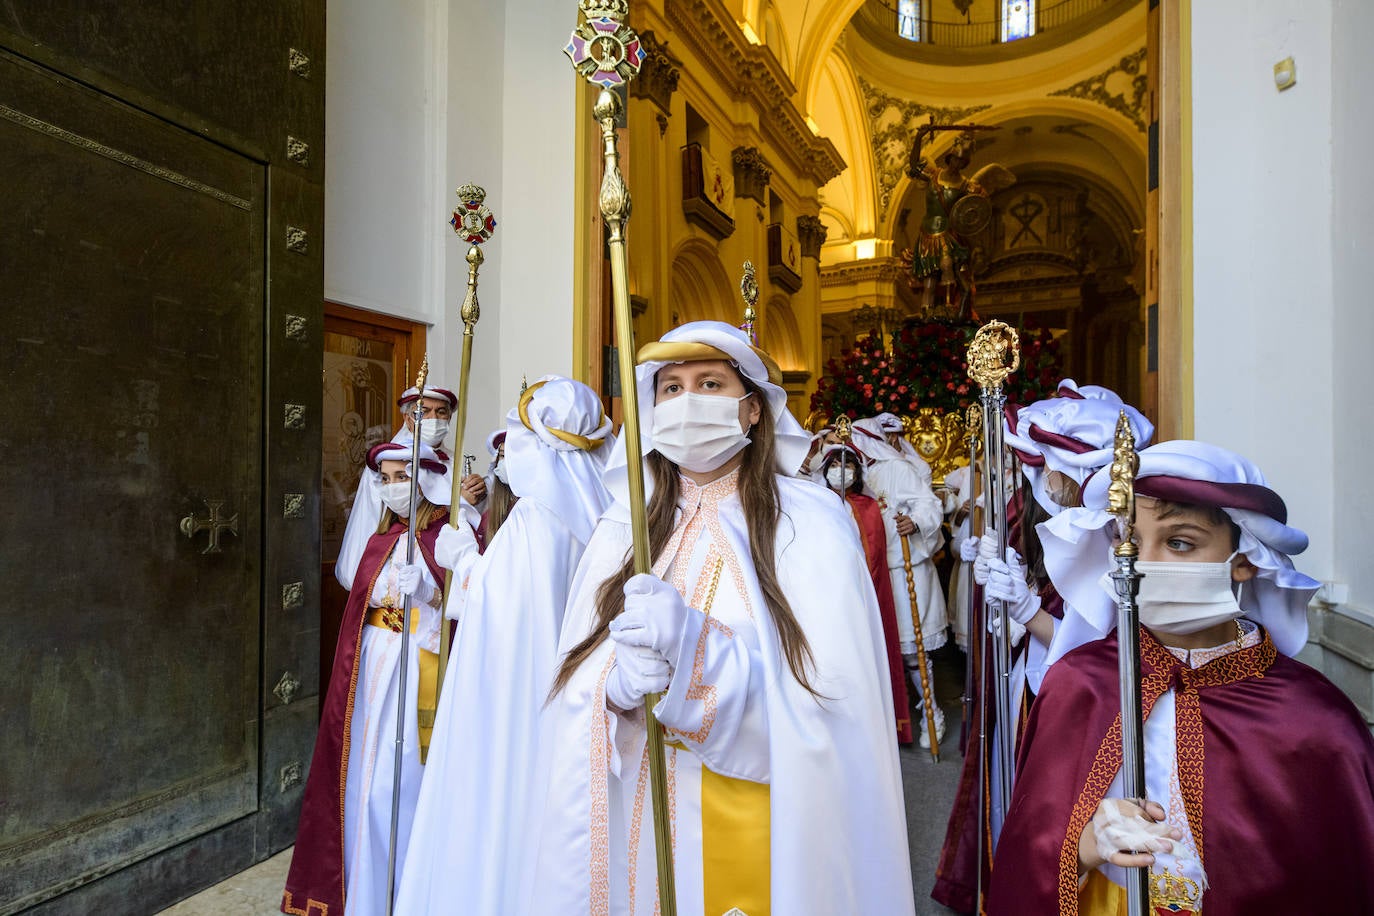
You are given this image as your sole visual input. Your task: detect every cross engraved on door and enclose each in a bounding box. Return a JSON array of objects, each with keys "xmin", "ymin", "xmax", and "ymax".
[{"xmin": 180, "ymin": 499, "xmax": 239, "ymax": 554}]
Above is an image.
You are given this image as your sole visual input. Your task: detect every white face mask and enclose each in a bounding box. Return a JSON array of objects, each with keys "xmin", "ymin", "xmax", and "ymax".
[
  {"xmin": 492, "ymin": 459, "xmax": 509, "ymax": 485},
  {"xmin": 651, "ymin": 392, "xmax": 752, "ymax": 474},
  {"xmin": 825, "ymin": 463, "xmax": 857, "ymax": 491},
  {"xmin": 379, "ymin": 480, "xmax": 413, "ymax": 518},
  {"xmin": 417, "ymin": 418, "xmax": 449, "ymax": 447},
  {"xmin": 1103, "ymin": 552, "xmax": 1243, "ymax": 636}
]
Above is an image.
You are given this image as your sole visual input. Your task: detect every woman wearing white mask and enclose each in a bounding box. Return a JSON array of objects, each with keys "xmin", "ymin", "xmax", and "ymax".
[
  {"xmin": 397, "ymin": 376, "xmax": 614, "ymax": 915},
  {"xmin": 283, "ymin": 441, "xmax": 451, "ymax": 915},
  {"xmin": 334, "ymin": 382, "xmax": 485, "ymax": 591},
  {"xmin": 533, "ymin": 322, "xmax": 915, "ymax": 916},
  {"xmin": 988, "ymin": 439, "xmax": 1374, "ymax": 914}
]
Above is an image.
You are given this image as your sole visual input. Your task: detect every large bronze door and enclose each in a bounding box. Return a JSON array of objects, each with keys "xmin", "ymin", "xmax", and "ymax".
[{"xmin": 0, "ymin": 2, "xmax": 323, "ymax": 912}]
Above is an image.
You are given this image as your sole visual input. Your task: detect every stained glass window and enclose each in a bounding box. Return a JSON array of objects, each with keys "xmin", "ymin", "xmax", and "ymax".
[
  {"xmin": 1002, "ymin": 0, "xmax": 1035, "ymax": 42},
  {"xmin": 898, "ymin": 0, "xmax": 920, "ymax": 41}
]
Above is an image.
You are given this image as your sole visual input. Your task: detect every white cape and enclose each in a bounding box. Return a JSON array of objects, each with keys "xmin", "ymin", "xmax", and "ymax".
[
  {"xmin": 531, "ymin": 476, "xmax": 916, "ymax": 915},
  {"xmin": 394, "ymin": 498, "xmax": 592, "ymax": 914}
]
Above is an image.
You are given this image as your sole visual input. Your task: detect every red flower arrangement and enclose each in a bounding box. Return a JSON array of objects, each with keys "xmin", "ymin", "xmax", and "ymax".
[{"xmin": 810, "ymin": 318, "xmax": 1063, "ymax": 419}]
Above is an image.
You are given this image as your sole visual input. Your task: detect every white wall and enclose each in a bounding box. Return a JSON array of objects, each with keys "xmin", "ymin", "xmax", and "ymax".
[
  {"xmin": 326, "ymin": 0, "xmax": 578, "ymax": 463},
  {"xmin": 1190, "ymin": 0, "xmax": 1334, "ymax": 584},
  {"xmin": 1331, "ymin": 0, "xmax": 1374, "ymax": 621}
]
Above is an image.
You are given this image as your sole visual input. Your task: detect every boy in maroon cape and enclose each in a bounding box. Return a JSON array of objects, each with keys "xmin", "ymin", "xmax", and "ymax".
[
  {"xmin": 282, "ymin": 441, "xmax": 451, "ymax": 915},
  {"xmin": 988, "ymin": 440, "xmax": 1374, "ymax": 915},
  {"xmin": 818, "ymin": 442, "xmax": 914, "ymax": 744}
]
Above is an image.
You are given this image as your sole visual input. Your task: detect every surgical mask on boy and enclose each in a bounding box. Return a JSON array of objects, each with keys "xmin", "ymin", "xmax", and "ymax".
[
  {"xmin": 825, "ymin": 463, "xmax": 857, "ymax": 491},
  {"xmin": 417, "ymin": 418, "xmax": 449, "ymax": 447},
  {"xmin": 1101, "ymin": 551, "xmax": 1243, "ymax": 636},
  {"xmin": 651, "ymin": 392, "xmax": 752, "ymax": 473},
  {"xmin": 379, "ymin": 481, "xmax": 413, "ymax": 518}
]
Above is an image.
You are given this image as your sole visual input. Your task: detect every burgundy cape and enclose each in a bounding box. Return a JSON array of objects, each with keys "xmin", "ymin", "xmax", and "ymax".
[
  {"xmin": 931, "ymin": 581, "xmax": 1062, "ymax": 910},
  {"xmin": 282, "ymin": 511, "xmax": 447, "ymax": 915},
  {"xmin": 987, "ymin": 627, "xmax": 1374, "ymax": 915},
  {"xmin": 845, "ymin": 490, "xmax": 913, "ymax": 744}
]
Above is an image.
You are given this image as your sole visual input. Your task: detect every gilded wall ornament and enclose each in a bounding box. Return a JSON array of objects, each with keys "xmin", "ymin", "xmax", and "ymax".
[
  {"xmin": 856, "ymin": 77, "xmax": 991, "ymax": 223},
  {"xmin": 1050, "ymin": 48, "xmax": 1149, "ymax": 133}
]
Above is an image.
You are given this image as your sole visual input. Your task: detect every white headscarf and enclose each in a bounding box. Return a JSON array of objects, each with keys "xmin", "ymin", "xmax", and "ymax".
[
  {"xmin": 850, "ymin": 415, "xmax": 906, "ymax": 465},
  {"xmin": 1004, "ymin": 379, "xmax": 1154, "ymax": 516},
  {"xmin": 365, "ymin": 440, "xmax": 452, "ymax": 509},
  {"xmin": 1041, "ymin": 439, "xmax": 1319, "ymax": 659},
  {"xmin": 603, "ymin": 321, "xmax": 812, "ymax": 508},
  {"xmin": 502, "ymin": 375, "xmax": 615, "ymax": 544}
]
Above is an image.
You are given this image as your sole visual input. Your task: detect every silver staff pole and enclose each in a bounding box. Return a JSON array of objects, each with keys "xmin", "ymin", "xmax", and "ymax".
[
  {"xmin": 1106, "ymin": 410, "xmax": 1149, "ymax": 916},
  {"xmin": 965, "ymin": 320, "xmax": 1020, "ymax": 833},
  {"xmin": 386, "ymin": 356, "xmax": 429, "ymax": 915}
]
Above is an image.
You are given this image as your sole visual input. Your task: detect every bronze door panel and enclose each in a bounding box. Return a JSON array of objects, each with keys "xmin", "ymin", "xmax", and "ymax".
[{"xmin": 0, "ymin": 51, "xmax": 264, "ymax": 913}]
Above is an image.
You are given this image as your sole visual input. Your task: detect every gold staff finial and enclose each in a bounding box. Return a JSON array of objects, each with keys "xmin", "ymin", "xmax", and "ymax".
[
  {"xmin": 835, "ymin": 414, "xmax": 853, "ymax": 441},
  {"xmin": 965, "ymin": 320, "xmax": 1020, "ymax": 390},
  {"xmin": 415, "ymin": 354, "xmax": 429, "ymax": 391},
  {"xmin": 520, "ymin": 374, "xmax": 528, "ymax": 395},
  {"xmin": 1107, "ymin": 410, "xmax": 1139, "ymax": 558},
  {"xmin": 740, "ymin": 260, "xmax": 759, "ymax": 343}
]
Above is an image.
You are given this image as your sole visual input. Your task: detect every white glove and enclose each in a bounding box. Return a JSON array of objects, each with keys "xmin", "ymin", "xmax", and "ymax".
[
  {"xmin": 395, "ymin": 563, "xmax": 430, "ymax": 602},
  {"xmin": 609, "ymin": 573, "xmax": 699, "ymax": 660},
  {"xmin": 434, "ymin": 522, "xmax": 479, "ymax": 572},
  {"xmin": 959, "ymin": 536, "xmax": 979, "ymax": 563},
  {"xmin": 985, "ymin": 547, "xmax": 1042, "ymax": 625},
  {"xmin": 987, "ymin": 613, "xmax": 1027, "ymax": 647},
  {"xmin": 973, "ymin": 528, "xmax": 1000, "ymax": 585},
  {"xmin": 1091, "ymin": 798, "xmax": 1177, "ymax": 863},
  {"xmin": 605, "ymin": 643, "xmax": 672, "ymax": 711}
]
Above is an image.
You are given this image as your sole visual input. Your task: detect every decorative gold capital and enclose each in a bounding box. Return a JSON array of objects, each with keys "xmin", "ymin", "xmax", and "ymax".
[{"xmin": 965, "ymin": 319, "xmax": 1020, "ymax": 389}]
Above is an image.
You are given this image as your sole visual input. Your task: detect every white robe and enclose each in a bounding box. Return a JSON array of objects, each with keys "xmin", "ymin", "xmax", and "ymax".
[
  {"xmin": 394, "ymin": 498, "xmax": 593, "ymax": 914},
  {"xmin": 866, "ymin": 457, "xmax": 948, "ymax": 653},
  {"xmin": 342, "ymin": 545, "xmax": 443, "ymax": 914},
  {"xmin": 532, "ymin": 474, "xmax": 915, "ymax": 915}
]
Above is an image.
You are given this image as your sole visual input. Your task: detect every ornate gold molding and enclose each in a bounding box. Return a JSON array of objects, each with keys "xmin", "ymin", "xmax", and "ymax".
[
  {"xmin": 855, "ymin": 77, "xmax": 990, "ymax": 223},
  {"xmin": 796, "ymin": 214, "xmax": 828, "ymax": 259},
  {"xmin": 731, "ymin": 145, "xmax": 771, "ymax": 204},
  {"xmin": 629, "ymin": 29, "xmax": 681, "ymax": 115},
  {"xmin": 1050, "ymin": 48, "xmax": 1149, "ymax": 133},
  {"xmin": 663, "ymin": 0, "xmax": 846, "ymax": 186},
  {"xmin": 820, "ymin": 255, "xmax": 906, "ymax": 288}
]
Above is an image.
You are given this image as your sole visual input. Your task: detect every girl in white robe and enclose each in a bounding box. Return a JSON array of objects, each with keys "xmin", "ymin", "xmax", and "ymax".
[
  {"xmin": 395, "ymin": 376, "xmax": 614, "ymax": 915},
  {"xmin": 533, "ymin": 321, "xmax": 915, "ymax": 916}
]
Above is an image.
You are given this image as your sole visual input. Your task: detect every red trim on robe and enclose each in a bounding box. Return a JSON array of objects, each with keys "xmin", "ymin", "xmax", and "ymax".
[
  {"xmin": 846, "ymin": 491, "xmax": 913, "ymax": 744},
  {"xmin": 986, "ymin": 628, "xmax": 1374, "ymax": 915},
  {"xmin": 281, "ymin": 511, "xmax": 448, "ymax": 915}
]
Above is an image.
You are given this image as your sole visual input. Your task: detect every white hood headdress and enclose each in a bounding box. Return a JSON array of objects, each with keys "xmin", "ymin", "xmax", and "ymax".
[
  {"xmin": 1041, "ymin": 439, "xmax": 1319, "ymax": 659},
  {"xmin": 365, "ymin": 440, "xmax": 452, "ymax": 509},
  {"xmin": 602, "ymin": 321, "xmax": 811, "ymax": 510},
  {"xmin": 502, "ymin": 375, "xmax": 615, "ymax": 544},
  {"xmin": 1004, "ymin": 379, "xmax": 1154, "ymax": 516}
]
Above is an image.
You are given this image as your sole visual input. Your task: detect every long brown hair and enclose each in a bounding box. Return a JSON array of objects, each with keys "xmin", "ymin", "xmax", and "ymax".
[
  {"xmin": 551, "ymin": 375, "xmax": 820, "ymax": 697},
  {"xmin": 483, "ymin": 476, "xmax": 517, "ymax": 543},
  {"xmin": 376, "ymin": 498, "xmax": 444, "ymax": 535}
]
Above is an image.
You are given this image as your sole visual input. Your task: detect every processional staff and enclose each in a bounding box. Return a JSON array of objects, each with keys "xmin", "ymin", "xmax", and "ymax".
[
  {"xmin": 740, "ymin": 260, "xmax": 759, "ymax": 344},
  {"xmin": 563, "ymin": 3, "xmax": 677, "ymax": 912},
  {"xmin": 965, "ymin": 320, "xmax": 1020, "ymax": 835},
  {"xmin": 1106, "ymin": 410, "xmax": 1149, "ymax": 916},
  {"xmin": 387, "ymin": 357, "xmax": 431, "ymax": 916},
  {"xmin": 435, "ymin": 183, "xmax": 498, "ymax": 715}
]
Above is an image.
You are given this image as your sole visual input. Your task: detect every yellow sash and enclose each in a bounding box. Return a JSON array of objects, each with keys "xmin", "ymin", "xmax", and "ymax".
[{"xmin": 702, "ymin": 767, "xmax": 770, "ymax": 915}]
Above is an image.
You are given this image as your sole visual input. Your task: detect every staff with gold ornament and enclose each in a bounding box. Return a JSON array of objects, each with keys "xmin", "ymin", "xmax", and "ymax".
[
  {"xmin": 965, "ymin": 320, "xmax": 1020, "ymax": 825},
  {"xmin": 1106, "ymin": 410, "xmax": 1150, "ymax": 916},
  {"xmin": 433, "ymin": 183, "xmax": 496, "ymax": 719},
  {"xmin": 386, "ymin": 357, "xmax": 432, "ymax": 915},
  {"xmin": 563, "ymin": 3, "xmax": 676, "ymax": 912}
]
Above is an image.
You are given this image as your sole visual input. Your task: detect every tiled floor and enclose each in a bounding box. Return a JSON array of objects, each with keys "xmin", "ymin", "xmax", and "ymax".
[{"xmin": 157, "ymin": 849, "xmax": 291, "ymax": 915}]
